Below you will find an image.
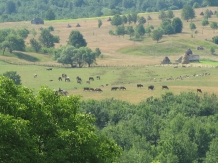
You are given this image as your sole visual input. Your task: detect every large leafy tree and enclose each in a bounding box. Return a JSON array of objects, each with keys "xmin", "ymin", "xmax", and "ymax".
[
  {"xmin": 0, "ymin": 76, "xmax": 121, "ymax": 162},
  {"xmin": 181, "ymin": 5, "xmax": 195, "ymax": 22},
  {"xmin": 152, "ymin": 29, "xmax": 163, "ymax": 42},
  {"xmin": 30, "ymin": 38, "xmax": 42, "ymax": 53},
  {"xmin": 172, "ymin": 17, "xmax": 183, "ymax": 33},
  {"xmin": 126, "ymin": 26, "xmax": 134, "ymax": 39},
  {"xmin": 68, "ymin": 30, "xmax": 87, "ymax": 48},
  {"xmin": 210, "ymin": 22, "xmax": 218, "ymax": 33},
  {"xmin": 111, "ymin": 14, "xmax": 122, "ymax": 26},
  {"xmin": 201, "ymin": 19, "xmax": 209, "ymax": 34},
  {"xmin": 134, "ymin": 24, "xmax": 145, "ymax": 38},
  {"xmin": 138, "ymin": 16, "xmax": 146, "ymax": 25},
  {"xmin": 204, "ymin": 138, "xmax": 218, "ymax": 163},
  {"xmin": 79, "ymin": 47, "xmax": 97, "ymax": 67},
  {"xmin": 39, "ymin": 29, "xmax": 55, "ymax": 48},
  {"xmin": 116, "ymin": 25, "xmax": 126, "ymax": 37}
]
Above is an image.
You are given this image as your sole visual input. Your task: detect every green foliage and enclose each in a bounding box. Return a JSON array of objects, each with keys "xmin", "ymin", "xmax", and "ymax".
[
  {"xmin": 122, "ymin": 15, "xmax": 127, "ymax": 24},
  {"xmin": 210, "ymin": 47, "xmax": 215, "ymax": 55},
  {"xmin": 158, "ymin": 10, "xmax": 167, "ymax": 20},
  {"xmin": 48, "ymin": 25, "xmax": 54, "ymax": 31},
  {"xmin": 30, "ymin": 38, "xmax": 42, "ymax": 53},
  {"xmin": 0, "ymin": 76, "xmax": 121, "ymax": 162},
  {"xmin": 172, "ymin": 17, "xmax": 183, "ymax": 33},
  {"xmin": 116, "ymin": 25, "xmax": 126, "ymax": 37},
  {"xmin": 202, "ymin": 19, "xmax": 209, "ymax": 27},
  {"xmin": 111, "ymin": 14, "xmax": 122, "ymax": 26},
  {"xmin": 126, "ymin": 26, "xmax": 134, "ymax": 39},
  {"xmin": 138, "ymin": 16, "xmax": 146, "ymax": 25},
  {"xmin": 134, "ymin": 24, "xmax": 145, "ymax": 37},
  {"xmin": 131, "ymin": 12, "xmax": 138, "ymax": 24},
  {"xmin": 2, "ymin": 71, "xmax": 21, "ymax": 85},
  {"xmin": 204, "ymin": 9, "xmax": 212, "ymax": 19},
  {"xmin": 45, "ymin": 9, "xmax": 56, "ymax": 20},
  {"xmin": 212, "ymin": 36, "xmax": 218, "ymax": 44},
  {"xmin": 210, "ymin": 22, "xmax": 218, "ymax": 33},
  {"xmin": 190, "ymin": 22, "xmax": 197, "ymax": 31},
  {"xmin": 109, "ymin": 30, "xmax": 115, "ymax": 36},
  {"xmin": 152, "ymin": 29, "xmax": 163, "ymax": 42},
  {"xmin": 204, "ymin": 138, "xmax": 218, "ymax": 163},
  {"xmin": 161, "ymin": 19, "xmax": 175, "ymax": 35},
  {"xmin": 181, "ymin": 5, "xmax": 195, "ymax": 22},
  {"xmin": 39, "ymin": 29, "xmax": 55, "ymax": 48},
  {"xmin": 68, "ymin": 30, "xmax": 87, "ymax": 48},
  {"xmin": 166, "ymin": 10, "xmax": 175, "ymax": 19},
  {"xmin": 80, "ymin": 47, "xmax": 97, "ymax": 67},
  {"xmin": 17, "ymin": 28, "xmax": 29, "ymax": 39},
  {"xmin": 127, "ymin": 14, "xmax": 132, "ymax": 25}
]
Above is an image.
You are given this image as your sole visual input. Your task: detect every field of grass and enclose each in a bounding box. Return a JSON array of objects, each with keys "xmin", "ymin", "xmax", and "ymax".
[{"xmin": 0, "ymin": 7, "xmax": 218, "ymax": 103}]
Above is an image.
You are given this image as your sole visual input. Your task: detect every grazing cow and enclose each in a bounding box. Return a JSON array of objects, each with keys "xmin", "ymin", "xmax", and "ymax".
[
  {"xmin": 89, "ymin": 88, "xmax": 95, "ymax": 91},
  {"xmin": 111, "ymin": 86, "xmax": 119, "ymax": 91},
  {"xmin": 76, "ymin": 76, "xmax": 82, "ymax": 82},
  {"xmin": 83, "ymin": 87, "xmax": 90, "ymax": 91},
  {"xmin": 119, "ymin": 86, "xmax": 126, "ymax": 90},
  {"xmin": 137, "ymin": 84, "xmax": 143, "ymax": 88},
  {"xmin": 77, "ymin": 80, "xmax": 82, "ymax": 84},
  {"xmin": 62, "ymin": 74, "xmax": 67, "ymax": 78},
  {"xmin": 58, "ymin": 77, "xmax": 62, "ymax": 81},
  {"xmin": 162, "ymin": 86, "xmax": 169, "ymax": 89},
  {"xmin": 148, "ymin": 85, "xmax": 154, "ymax": 90},
  {"xmin": 56, "ymin": 88, "xmax": 68, "ymax": 96},
  {"xmin": 89, "ymin": 77, "xmax": 94, "ymax": 81},
  {"xmin": 96, "ymin": 75, "xmax": 100, "ymax": 80},
  {"xmin": 106, "ymin": 84, "xmax": 109, "ymax": 86},
  {"xmin": 95, "ymin": 88, "xmax": 103, "ymax": 92},
  {"xmin": 46, "ymin": 68, "xmax": 52, "ymax": 70},
  {"xmin": 86, "ymin": 81, "xmax": 90, "ymax": 84},
  {"xmin": 65, "ymin": 77, "xmax": 70, "ymax": 82},
  {"xmin": 49, "ymin": 79, "xmax": 53, "ymax": 81},
  {"xmin": 34, "ymin": 74, "xmax": 37, "ymax": 78},
  {"xmin": 197, "ymin": 89, "xmax": 202, "ymax": 93}
]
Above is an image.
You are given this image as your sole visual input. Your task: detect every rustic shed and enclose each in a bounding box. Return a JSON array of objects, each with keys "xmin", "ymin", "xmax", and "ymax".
[
  {"xmin": 31, "ymin": 18, "xmax": 44, "ymax": 24},
  {"xmin": 189, "ymin": 55, "xmax": 200, "ymax": 62}
]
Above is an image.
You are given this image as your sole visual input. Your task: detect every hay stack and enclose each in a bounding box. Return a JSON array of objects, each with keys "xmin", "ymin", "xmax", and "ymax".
[
  {"xmin": 200, "ymin": 11, "xmax": 204, "ymax": 15},
  {"xmin": 185, "ymin": 48, "xmax": 192, "ymax": 56},
  {"xmin": 76, "ymin": 23, "xmax": 81, "ymax": 27},
  {"xmin": 107, "ymin": 17, "xmax": 112, "ymax": 21},
  {"xmin": 161, "ymin": 56, "xmax": 171, "ymax": 64},
  {"xmin": 182, "ymin": 54, "xmax": 190, "ymax": 64}
]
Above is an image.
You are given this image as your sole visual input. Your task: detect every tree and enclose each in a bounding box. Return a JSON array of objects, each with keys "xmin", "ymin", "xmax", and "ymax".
[
  {"xmin": 210, "ymin": 47, "xmax": 215, "ymax": 54},
  {"xmin": 39, "ymin": 29, "xmax": 55, "ymax": 48},
  {"xmin": 204, "ymin": 138, "xmax": 218, "ymax": 163},
  {"xmin": 80, "ymin": 47, "xmax": 96, "ymax": 67},
  {"xmin": 181, "ymin": 5, "xmax": 195, "ymax": 22},
  {"xmin": 17, "ymin": 28, "xmax": 29, "ymax": 39},
  {"xmin": 6, "ymin": 33, "xmax": 25, "ymax": 52},
  {"xmin": 172, "ymin": 17, "xmax": 183, "ymax": 33},
  {"xmin": 111, "ymin": 14, "xmax": 122, "ymax": 26},
  {"xmin": 212, "ymin": 36, "xmax": 218, "ymax": 44},
  {"xmin": 138, "ymin": 16, "xmax": 146, "ymax": 25},
  {"xmin": 158, "ymin": 10, "xmax": 167, "ymax": 20},
  {"xmin": 2, "ymin": 71, "xmax": 21, "ymax": 85},
  {"xmin": 45, "ymin": 9, "xmax": 56, "ymax": 20},
  {"xmin": 127, "ymin": 14, "xmax": 132, "ymax": 25},
  {"xmin": 210, "ymin": 22, "xmax": 218, "ymax": 33},
  {"xmin": 131, "ymin": 12, "xmax": 138, "ymax": 24},
  {"xmin": 152, "ymin": 29, "xmax": 163, "ymax": 42},
  {"xmin": 0, "ymin": 41, "xmax": 11, "ymax": 55},
  {"xmin": 166, "ymin": 10, "xmax": 175, "ymax": 19},
  {"xmin": 30, "ymin": 38, "xmax": 42, "ymax": 53},
  {"xmin": 122, "ymin": 15, "xmax": 128, "ymax": 24},
  {"xmin": 190, "ymin": 22, "xmax": 196, "ymax": 31},
  {"xmin": 109, "ymin": 30, "xmax": 115, "ymax": 36},
  {"xmin": 68, "ymin": 30, "xmax": 87, "ymax": 48},
  {"xmin": 0, "ymin": 76, "xmax": 121, "ymax": 162},
  {"xmin": 201, "ymin": 19, "xmax": 209, "ymax": 34},
  {"xmin": 116, "ymin": 25, "xmax": 126, "ymax": 37},
  {"xmin": 31, "ymin": 29, "xmax": 37, "ymax": 37},
  {"xmin": 98, "ymin": 19, "xmax": 102, "ymax": 28},
  {"xmin": 161, "ymin": 19, "xmax": 175, "ymax": 35},
  {"xmin": 134, "ymin": 24, "xmax": 145, "ymax": 38},
  {"xmin": 204, "ymin": 9, "xmax": 212, "ymax": 19},
  {"xmin": 48, "ymin": 25, "xmax": 54, "ymax": 31},
  {"xmin": 126, "ymin": 26, "xmax": 134, "ymax": 39},
  {"xmin": 5, "ymin": 1, "xmax": 16, "ymax": 14},
  {"xmin": 57, "ymin": 45, "xmax": 78, "ymax": 67}
]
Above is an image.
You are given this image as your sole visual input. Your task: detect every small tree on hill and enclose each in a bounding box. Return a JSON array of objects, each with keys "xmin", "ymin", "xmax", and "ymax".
[
  {"xmin": 111, "ymin": 14, "xmax": 122, "ymax": 26},
  {"xmin": 30, "ymin": 38, "xmax": 41, "ymax": 53},
  {"xmin": 152, "ymin": 29, "xmax": 163, "ymax": 42},
  {"xmin": 138, "ymin": 16, "xmax": 146, "ymax": 25},
  {"xmin": 98, "ymin": 19, "xmax": 102, "ymax": 28},
  {"xmin": 190, "ymin": 22, "xmax": 196, "ymax": 37},
  {"xmin": 158, "ymin": 10, "xmax": 167, "ymax": 20},
  {"xmin": 122, "ymin": 15, "xmax": 127, "ymax": 24},
  {"xmin": 68, "ymin": 30, "xmax": 87, "ymax": 48},
  {"xmin": 131, "ymin": 12, "xmax": 138, "ymax": 24},
  {"xmin": 201, "ymin": 19, "xmax": 209, "ymax": 34},
  {"xmin": 204, "ymin": 9, "xmax": 212, "ymax": 20},
  {"xmin": 166, "ymin": 10, "xmax": 175, "ymax": 19},
  {"xmin": 126, "ymin": 26, "xmax": 134, "ymax": 39},
  {"xmin": 212, "ymin": 36, "xmax": 218, "ymax": 44},
  {"xmin": 181, "ymin": 5, "xmax": 195, "ymax": 22},
  {"xmin": 39, "ymin": 28, "xmax": 55, "ymax": 48},
  {"xmin": 172, "ymin": 17, "xmax": 183, "ymax": 33},
  {"xmin": 210, "ymin": 22, "xmax": 218, "ymax": 33}
]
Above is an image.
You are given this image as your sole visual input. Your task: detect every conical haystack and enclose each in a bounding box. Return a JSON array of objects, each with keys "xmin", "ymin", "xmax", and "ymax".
[
  {"xmin": 161, "ymin": 56, "xmax": 171, "ymax": 64},
  {"xmin": 182, "ymin": 53, "xmax": 190, "ymax": 64},
  {"xmin": 185, "ymin": 48, "xmax": 192, "ymax": 55},
  {"xmin": 200, "ymin": 11, "xmax": 204, "ymax": 15},
  {"xmin": 107, "ymin": 17, "xmax": 112, "ymax": 21},
  {"xmin": 76, "ymin": 23, "xmax": 81, "ymax": 27}
]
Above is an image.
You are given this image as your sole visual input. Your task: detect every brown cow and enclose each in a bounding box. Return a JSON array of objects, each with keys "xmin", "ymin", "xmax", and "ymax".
[
  {"xmin": 111, "ymin": 86, "xmax": 119, "ymax": 91},
  {"xmin": 137, "ymin": 84, "xmax": 143, "ymax": 88},
  {"xmin": 162, "ymin": 86, "xmax": 169, "ymax": 89},
  {"xmin": 95, "ymin": 88, "xmax": 103, "ymax": 92},
  {"xmin": 83, "ymin": 87, "xmax": 90, "ymax": 91},
  {"xmin": 89, "ymin": 88, "xmax": 95, "ymax": 91},
  {"xmin": 197, "ymin": 89, "xmax": 202, "ymax": 93},
  {"xmin": 119, "ymin": 86, "xmax": 126, "ymax": 90}
]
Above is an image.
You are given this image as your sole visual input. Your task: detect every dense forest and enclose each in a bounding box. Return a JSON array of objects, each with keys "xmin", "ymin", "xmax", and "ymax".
[{"xmin": 0, "ymin": 0, "xmax": 217, "ymax": 22}]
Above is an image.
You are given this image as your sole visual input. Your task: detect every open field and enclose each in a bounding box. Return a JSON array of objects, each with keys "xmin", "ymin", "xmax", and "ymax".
[
  {"xmin": 1, "ymin": 61, "xmax": 218, "ymax": 103},
  {"xmin": 1, "ymin": 7, "xmax": 218, "ymax": 103}
]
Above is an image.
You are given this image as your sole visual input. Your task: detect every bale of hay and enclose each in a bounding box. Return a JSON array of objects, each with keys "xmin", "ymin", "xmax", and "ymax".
[
  {"xmin": 76, "ymin": 23, "xmax": 81, "ymax": 27},
  {"xmin": 182, "ymin": 54, "xmax": 190, "ymax": 64},
  {"xmin": 161, "ymin": 56, "xmax": 171, "ymax": 64},
  {"xmin": 185, "ymin": 48, "xmax": 192, "ymax": 56},
  {"xmin": 200, "ymin": 11, "xmax": 204, "ymax": 15},
  {"xmin": 107, "ymin": 17, "xmax": 112, "ymax": 21}
]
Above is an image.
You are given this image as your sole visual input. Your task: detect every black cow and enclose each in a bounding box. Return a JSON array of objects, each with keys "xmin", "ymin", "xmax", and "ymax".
[
  {"xmin": 96, "ymin": 75, "xmax": 100, "ymax": 80},
  {"xmin": 77, "ymin": 80, "xmax": 82, "ymax": 84},
  {"xmin": 119, "ymin": 86, "xmax": 126, "ymax": 90},
  {"xmin": 89, "ymin": 77, "xmax": 94, "ymax": 81},
  {"xmin": 137, "ymin": 84, "xmax": 143, "ymax": 88},
  {"xmin": 58, "ymin": 77, "xmax": 62, "ymax": 81},
  {"xmin": 197, "ymin": 89, "xmax": 202, "ymax": 93},
  {"xmin": 46, "ymin": 68, "xmax": 52, "ymax": 70},
  {"xmin": 83, "ymin": 87, "xmax": 90, "ymax": 91},
  {"xmin": 65, "ymin": 77, "xmax": 70, "ymax": 82},
  {"xmin": 148, "ymin": 85, "xmax": 154, "ymax": 90},
  {"xmin": 95, "ymin": 88, "xmax": 103, "ymax": 92},
  {"xmin": 162, "ymin": 85, "xmax": 169, "ymax": 89},
  {"xmin": 89, "ymin": 88, "xmax": 95, "ymax": 91},
  {"xmin": 111, "ymin": 86, "xmax": 119, "ymax": 91}
]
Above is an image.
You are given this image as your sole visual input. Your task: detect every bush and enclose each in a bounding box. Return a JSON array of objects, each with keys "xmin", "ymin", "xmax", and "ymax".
[
  {"xmin": 48, "ymin": 25, "xmax": 54, "ymax": 31},
  {"xmin": 212, "ymin": 36, "xmax": 218, "ymax": 44}
]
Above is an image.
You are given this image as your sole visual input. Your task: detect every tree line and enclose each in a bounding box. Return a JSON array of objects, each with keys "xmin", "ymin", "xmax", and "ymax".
[{"xmin": 0, "ymin": 0, "xmax": 217, "ymax": 22}]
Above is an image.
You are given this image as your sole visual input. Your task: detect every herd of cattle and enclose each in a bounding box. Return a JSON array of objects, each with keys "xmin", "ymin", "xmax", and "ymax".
[{"xmin": 34, "ymin": 67, "xmax": 204, "ymax": 96}]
